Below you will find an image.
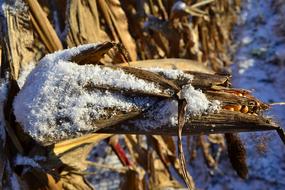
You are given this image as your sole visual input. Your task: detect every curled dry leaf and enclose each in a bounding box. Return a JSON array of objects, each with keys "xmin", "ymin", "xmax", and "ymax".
[{"xmin": 177, "ymin": 99, "xmax": 195, "ymax": 189}]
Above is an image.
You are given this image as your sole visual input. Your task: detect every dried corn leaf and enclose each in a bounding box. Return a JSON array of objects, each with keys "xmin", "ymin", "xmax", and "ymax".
[
  {"xmin": 99, "ymin": 110, "xmax": 279, "ymax": 135},
  {"xmin": 61, "ymin": 173, "xmax": 92, "ymax": 190},
  {"xmin": 177, "ymin": 99, "xmax": 195, "ymax": 189},
  {"xmin": 97, "ymin": 0, "xmax": 137, "ymax": 61},
  {"xmin": 152, "ymin": 135, "xmax": 192, "ymax": 186},
  {"xmin": 115, "ymin": 66, "xmax": 180, "ymax": 94},
  {"xmin": 208, "ymin": 134, "xmax": 225, "ymax": 148},
  {"xmin": 191, "ymin": 0, "xmax": 215, "ymax": 9},
  {"xmin": 118, "ymin": 58, "xmax": 214, "ymax": 74},
  {"xmin": 54, "ymin": 134, "xmax": 111, "ymax": 155},
  {"xmin": 144, "ymin": 16, "xmax": 181, "ymax": 57},
  {"xmin": 2, "ymin": 7, "xmax": 37, "ymax": 79},
  {"xmin": 66, "ymin": 0, "xmax": 110, "ymax": 46},
  {"xmin": 124, "ymin": 135, "xmax": 148, "ymax": 169},
  {"xmin": 152, "ymin": 135, "xmax": 175, "ymax": 166},
  {"xmin": 69, "ymin": 41, "xmax": 115, "ymax": 65},
  {"xmin": 25, "ymin": 0, "xmax": 63, "ymax": 52},
  {"xmin": 148, "ymin": 149, "xmax": 182, "ymax": 189}
]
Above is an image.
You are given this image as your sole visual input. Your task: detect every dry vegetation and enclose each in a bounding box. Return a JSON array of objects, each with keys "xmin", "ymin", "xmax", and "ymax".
[{"xmin": 0, "ymin": 0, "xmax": 284, "ymax": 190}]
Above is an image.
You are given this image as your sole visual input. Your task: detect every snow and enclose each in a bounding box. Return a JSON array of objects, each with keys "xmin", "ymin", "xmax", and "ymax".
[
  {"xmin": 181, "ymin": 84, "xmax": 220, "ymax": 117},
  {"xmin": 229, "ymin": 0, "xmax": 285, "ymax": 188},
  {"xmin": 130, "ymin": 85, "xmax": 220, "ymax": 130},
  {"xmin": 13, "ymin": 44, "xmax": 157, "ymax": 144},
  {"xmin": 86, "ymin": 141, "xmax": 123, "ymax": 190},
  {"xmin": 191, "ymin": 0, "xmax": 285, "ymax": 189},
  {"xmin": 13, "ymin": 43, "xmax": 220, "ymax": 145},
  {"xmin": 130, "ymin": 99, "xmax": 179, "ymax": 129}
]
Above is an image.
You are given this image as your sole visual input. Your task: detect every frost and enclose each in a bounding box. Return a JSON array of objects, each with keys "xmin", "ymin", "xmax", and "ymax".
[{"xmin": 13, "ymin": 44, "xmax": 220, "ymax": 144}]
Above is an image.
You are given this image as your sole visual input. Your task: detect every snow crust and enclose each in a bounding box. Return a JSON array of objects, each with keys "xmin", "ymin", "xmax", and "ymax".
[{"xmin": 13, "ymin": 44, "xmax": 220, "ymax": 144}]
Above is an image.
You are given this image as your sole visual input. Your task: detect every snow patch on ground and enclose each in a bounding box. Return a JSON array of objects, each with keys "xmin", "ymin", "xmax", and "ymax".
[
  {"xmin": 86, "ymin": 141, "xmax": 123, "ymax": 190},
  {"xmin": 192, "ymin": 0, "xmax": 285, "ymax": 189}
]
